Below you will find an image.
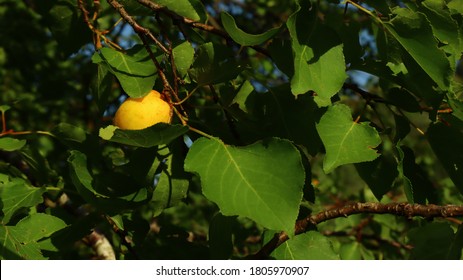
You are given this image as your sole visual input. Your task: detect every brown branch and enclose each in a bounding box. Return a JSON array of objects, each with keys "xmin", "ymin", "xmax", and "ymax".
[
  {"xmin": 106, "ymin": 0, "xmax": 169, "ymax": 54},
  {"xmin": 135, "ymin": 0, "xmax": 271, "ymax": 57},
  {"xmin": 106, "ymin": 0, "xmax": 175, "ymax": 100},
  {"xmin": 253, "ymin": 202, "xmax": 463, "ymax": 259}
]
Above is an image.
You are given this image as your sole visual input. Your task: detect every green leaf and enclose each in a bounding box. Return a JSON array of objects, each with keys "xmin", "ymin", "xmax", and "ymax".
[
  {"xmin": 355, "ymin": 155, "xmax": 398, "ymax": 201},
  {"xmin": 92, "ymin": 47, "xmax": 156, "ymax": 98},
  {"xmin": 0, "ymin": 137, "xmax": 26, "ymax": 152},
  {"xmin": 189, "ymin": 42, "xmax": 243, "ymax": 85},
  {"xmin": 92, "ymin": 63, "xmax": 113, "ymax": 113},
  {"xmin": 340, "ymin": 241, "xmax": 362, "ymax": 260},
  {"xmin": 0, "ymin": 213, "xmax": 67, "ymax": 260},
  {"xmin": 184, "ymin": 137, "xmax": 305, "ymax": 235},
  {"xmin": 173, "ymin": 41, "xmax": 195, "ymax": 77},
  {"xmin": 153, "ymin": 0, "xmax": 207, "ymax": 23},
  {"xmin": 419, "ymin": 0, "xmax": 463, "ymax": 59},
  {"xmin": 316, "ymin": 104, "xmax": 381, "ymax": 173},
  {"xmin": 150, "ymin": 147, "xmax": 189, "ymax": 217},
  {"xmin": 99, "ymin": 124, "xmax": 189, "ymax": 148},
  {"xmin": 287, "ymin": 0, "xmax": 347, "ymax": 105},
  {"xmin": 395, "ymin": 144, "xmax": 414, "ymax": 203},
  {"xmin": 448, "ymin": 225, "xmax": 463, "ymax": 260},
  {"xmin": 221, "ymin": 12, "xmax": 281, "ymax": 46},
  {"xmin": 232, "ymin": 80, "xmax": 255, "ymax": 112},
  {"xmin": 400, "ymin": 146, "xmax": 438, "ymax": 204},
  {"xmin": 52, "ymin": 123, "xmax": 87, "ymax": 144},
  {"xmin": 239, "ymin": 85, "xmax": 322, "ymax": 156},
  {"xmin": 0, "ymin": 178, "xmax": 45, "ymax": 224},
  {"xmin": 68, "ymin": 150, "xmax": 152, "ymax": 212},
  {"xmin": 13, "ymin": 213, "xmax": 67, "ymax": 243},
  {"xmin": 271, "ymin": 231, "xmax": 340, "ymax": 260},
  {"xmin": 208, "ymin": 213, "xmax": 235, "ymax": 259},
  {"xmin": 427, "ymin": 122, "xmax": 463, "ymax": 195},
  {"xmin": 45, "ymin": 0, "xmax": 92, "ymax": 56},
  {"xmin": 408, "ymin": 222, "xmax": 456, "ymax": 260},
  {"xmin": 0, "ymin": 105, "xmax": 10, "ymax": 113},
  {"xmin": 384, "ymin": 8, "xmax": 452, "ymax": 90}
]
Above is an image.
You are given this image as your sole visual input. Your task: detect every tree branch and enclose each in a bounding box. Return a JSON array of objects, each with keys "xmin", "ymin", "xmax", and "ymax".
[
  {"xmin": 135, "ymin": 0, "xmax": 271, "ymax": 57},
  {"xmin": 253, "ymin": 202, "xmax": 463, "ymax": 259}
]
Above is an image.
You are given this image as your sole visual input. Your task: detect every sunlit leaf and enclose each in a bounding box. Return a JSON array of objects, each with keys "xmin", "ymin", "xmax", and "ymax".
[
  {"xmin": 419, "ymin": 0, "xmax": 463, "ymax": 60},
  {"xmin": 0, "ymin": 178, "xmax": 45, "ymax": 224},
  {"xmin": 92, "ymin": 47, "xmax": 156, "ymax": 98},
  {"xmin": 221, "ymin": 12, "xmax": 281, "ymax": 46},
  {"xmin": 271, "ymin": 231, "xmax": 340, "ymax": 260},
  {"xmin": 316, "ymin": 104, "xmax": 381, "ymax": 173},
  {"xmin": 153, "ymin": 0, "xmax": 207, "ymax": 23},
  {"xmin": 384, "ymin": 8, "xmax": 452, "ymax": 90},
  {"xmin": 185, "ymin": 137, "xmax": 304, "ymax": 235},
  {"xmin": 0, "ymin": 138, "xmax": 26, "ymax": 152},
  {"xmin": 99, "ymin": 124, "xmax": 189, "ymax": 148},
  {"xmin": 0, "ymin": 213, "xmax": 66, "ymax": 260},
  {"xmin": 173, "ymin": 41, "xmax": 195, "ymax": 77},
  {"xmin": 287, "ymin": 0, "xmax": 347, "ymax": 105}
]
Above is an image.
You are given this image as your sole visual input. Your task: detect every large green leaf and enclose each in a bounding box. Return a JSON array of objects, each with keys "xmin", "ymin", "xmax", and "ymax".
[
  {"xmin": 0, "ymin": 178, "xmax": 45, "ymax": 224},
  {"xmin": 184, "ymin": 137, "xmax": 305, "ymax": 235},
  {"xmin": 0, "ymin": 137, "xmax": 26, "ymax": 152},
  {"xmin": 384, "ymin": 8, "xmax": 452, "ymax": 90},
  {"xmin": 427, "ymin": 122, "xmax": 463, "ymax": 195},
  {"xmin": 316, "ymin": 104, "xmax": 381, "ymax": 173},
  {"xmin": 287, "ymin": 0, "xmax": 347, "ymax": 105},
  {"xmin": 221, "ymin": 12, "xmax": 281, "ymax": 46},
  {"xmin": 0, "ymin": 213, "xmax": 66, "ymax": 260},
  {"xmin": 92, "ymin": 47, "xmax": 156, "ymax": 98},
  {"xmin": 271, "ymin": 231, "xmax": 340, "ymax": 260},
  {"xmin": 99, "ymin": 124, "xmax": 189, "ymax": 148}
]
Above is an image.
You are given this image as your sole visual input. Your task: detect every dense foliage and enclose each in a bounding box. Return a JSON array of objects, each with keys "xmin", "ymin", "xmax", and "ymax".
[{"xmin": 1, "ymin": 0, "xmax": 463, "ymax": 260}]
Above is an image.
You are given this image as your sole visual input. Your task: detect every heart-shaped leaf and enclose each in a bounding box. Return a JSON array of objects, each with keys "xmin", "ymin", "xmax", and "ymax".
[
  {"xmin": 184, "ymin": 137, "xmax": 304, "ymax": 235},
  {"xmin": 316, "ymin": 104, "xmax": 381, "ymax": 173}
]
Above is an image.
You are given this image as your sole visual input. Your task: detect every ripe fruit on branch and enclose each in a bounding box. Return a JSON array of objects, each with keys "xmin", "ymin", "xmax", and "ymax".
[{"xmin": 113, "ymin": 90, "xmax": 172, "ymax": 130}]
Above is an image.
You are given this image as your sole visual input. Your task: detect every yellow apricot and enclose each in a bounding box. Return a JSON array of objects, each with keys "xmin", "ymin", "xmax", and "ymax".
[{"xmin": 113, "ymin": 90, "xmax": 172, "ymax": 130}]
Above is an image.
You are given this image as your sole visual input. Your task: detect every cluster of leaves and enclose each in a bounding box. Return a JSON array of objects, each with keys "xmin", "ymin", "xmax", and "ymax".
[{"xmin": 1, "ymin": 0, "xmax": 463, "ymax": 260}]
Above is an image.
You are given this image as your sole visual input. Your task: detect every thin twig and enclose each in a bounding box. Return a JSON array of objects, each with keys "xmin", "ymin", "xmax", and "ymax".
[{"xmin": 107, "ymin": 0, "xmax": 169, "ymax": 54}]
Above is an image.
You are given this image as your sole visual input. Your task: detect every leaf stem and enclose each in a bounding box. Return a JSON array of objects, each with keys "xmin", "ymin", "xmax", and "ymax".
[
  {"xmin": 188, "ymin": 126, "xmax": 215, "ymax": 139},
  {"xmin": 345, "ymin": 0, "xmax": 383, "ymax": 25}
]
